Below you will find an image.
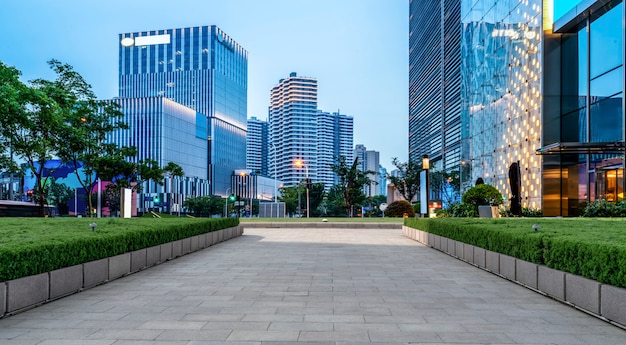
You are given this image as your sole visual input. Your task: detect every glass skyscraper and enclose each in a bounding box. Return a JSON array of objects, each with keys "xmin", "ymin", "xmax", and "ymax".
[
  {"xmin": 246, "ymin": 117, "xmax": 269, "ymax": 177},
  {"xmin": 408, "ymin": 0, "xmax": 462, "ymax": 171},
  {"xmin": 460, "ymin": 0, "xmax": 543, "ymax": 209},
  {"xmin": 118, "ymin": 26, "xmax": 248, "ymax": 196}
]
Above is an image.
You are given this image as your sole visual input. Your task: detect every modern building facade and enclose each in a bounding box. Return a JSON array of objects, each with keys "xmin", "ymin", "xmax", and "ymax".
[
  {"xmin": 540, "ymin": 0, "xmax": 625, "ymax": 216},
  {"xmin": 317, "ymin": 111, "xmax": 354, "ymax": 189},
  {"xmin": 460, "ymin": 0, "xmax": 543, "ymax": 209},
  {"xmin": 118, "ymin": 25, "xmax": 248, "ymax": 196},
  {"xmin": 408, "ymin": 0, "xmax": 462, "ymax": 171},
  {"xmin": 354, "ymin": 144, "xmax": 380, "ymax": 197},
  {"xmin": 246, "ymin": 117, "xmax": 269, "ymax": 176},
  {"xmin": 379, "ymin": 165, "xmax": 388, "ymax": 196},
  {"xmin": 269, "ymin": 73, "xmax": 318, "ymax": 188}
]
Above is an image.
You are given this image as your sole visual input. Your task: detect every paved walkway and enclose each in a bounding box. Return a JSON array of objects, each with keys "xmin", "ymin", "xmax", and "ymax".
[{"xmin": 0, "ymin": 227, "xmax": 625, "ymax": 345}]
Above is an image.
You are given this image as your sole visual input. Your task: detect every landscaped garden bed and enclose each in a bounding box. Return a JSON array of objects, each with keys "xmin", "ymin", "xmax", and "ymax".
[{"xmin": 0, "ymin": 217, "xmax": 238, "ymax": 282}]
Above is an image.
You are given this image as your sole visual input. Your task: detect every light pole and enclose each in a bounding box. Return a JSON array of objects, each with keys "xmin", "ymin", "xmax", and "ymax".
[
  {"xmin": 224, "ymin": 187, "xmax": 231, "ymax": 218},
  {"xmin": 421, "ymin": 155, "xmax": 430, "ymax": 217},
  {"xmin": 271, "ymin": 143, "xmax": 277, "ymax": 203},
  {"xmin": 295, "ymin": 160, "xmax": 309, "ymax": 218}
]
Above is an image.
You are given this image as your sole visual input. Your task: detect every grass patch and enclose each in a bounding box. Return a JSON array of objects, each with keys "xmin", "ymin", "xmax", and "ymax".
[
  {"xmin": 0, "ymin": 217, "xmax": 238, "ymax": 282},
  {"xmin": 405, "ymin": 217, "xmax": 626, "ymax": 287}
]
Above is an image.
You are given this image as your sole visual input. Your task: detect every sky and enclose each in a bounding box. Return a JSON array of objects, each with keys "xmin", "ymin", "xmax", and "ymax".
[{"xmin": 0, "ymin": 0, "xmax": 409, "ymax": 169}]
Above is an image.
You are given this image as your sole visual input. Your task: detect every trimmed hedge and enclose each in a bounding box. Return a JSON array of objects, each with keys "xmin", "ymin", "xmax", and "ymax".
[
  {"xmin": 405, "ymin": 218, "xmax": 626, "ymax": 288},
  {"xmin": 0, "ymin": 218, "xmax": 238, "ymax": 282}
]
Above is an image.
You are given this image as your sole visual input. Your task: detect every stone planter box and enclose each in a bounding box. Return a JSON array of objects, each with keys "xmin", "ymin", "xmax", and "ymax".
[
  {"xmin": 0, "ymin": 226, "xmax": 242, "ymax": 319},
  {"xmin": 50, "ymin": 264, "xmax": 83, "ymax": 299},
  {"xmin": 7, "ymin": 273, "xmax": 48, "ymax": 313},
  {"xmin": 403, "ymin": 227, "xmax": 626, "ymax": 329}
]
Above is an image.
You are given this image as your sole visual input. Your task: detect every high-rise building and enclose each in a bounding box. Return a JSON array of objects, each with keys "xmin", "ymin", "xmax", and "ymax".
[
  {"xmin": 408, "ymin": 0, "xmax": 462, "ymax": 170},
  {"xmin": 354, "ymin": 144, "xmax": 380, "ymax": 197},
  {"xmin": 460, "ymin": 0, "xmax": 542, "ymax": 209},
  {"xmin": 246, "ymin": 117, "xmax": 269, "ymax": 176},
  {"xmin": 118, "ymin": 26, "xmax": 248, "ymax": 196},
  {"xmin": 317, "ymin": 111, "xmax": 353, "ymax": 189},
  {"xmin": 379, "ymin": 165, "xmax": 387, "ymax": 196},
  {"xmin": 269, "ymin": 72, "xmax": 318, "ymax": 187},
  {"xmin": 409, "ymin": 0, "xmax": 543, "ymax": 211}
]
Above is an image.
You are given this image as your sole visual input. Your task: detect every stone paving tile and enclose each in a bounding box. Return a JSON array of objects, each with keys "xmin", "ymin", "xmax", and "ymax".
[{"xmin": 0, "ymin": 227, "xmax": 625, "ymax": 344}]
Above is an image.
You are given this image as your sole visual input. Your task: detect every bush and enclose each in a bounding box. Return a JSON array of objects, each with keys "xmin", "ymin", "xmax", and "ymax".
[
  {"xmin": 582, "ymin": 200, "xmax": 626, "ymax": 217},
  {"xmin": 500, "ymin": 207, "xmax": 542, "ymax": 217},
  {"xmin": 462, "ymin": 184, "xmax": 503, "ymax": 206},
  {"xmin": 448, "ymin": 203, "xmax": 478, "ymax": 217},
  {"xmin": 412, "ymin": 202, "xmax": 421, "ymax": 215},
  {"xmin": 384, "ymin": 200, "xmax": 415, "ymax": 217}
]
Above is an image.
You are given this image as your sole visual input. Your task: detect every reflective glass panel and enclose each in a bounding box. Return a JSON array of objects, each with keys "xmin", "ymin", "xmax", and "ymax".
[{"xmin": 590, "ymin": 3, "xmax": 623, "ymax": 78}]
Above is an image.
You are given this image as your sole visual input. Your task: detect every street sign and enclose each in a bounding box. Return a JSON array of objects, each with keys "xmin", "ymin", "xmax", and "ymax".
[
  {"xmin": 379, "ymin": 203, "xmax": 388, "ymax": 211},
  {"xmin": 144, "ymin": 196, "xmax": 153, "ymax": 201}
]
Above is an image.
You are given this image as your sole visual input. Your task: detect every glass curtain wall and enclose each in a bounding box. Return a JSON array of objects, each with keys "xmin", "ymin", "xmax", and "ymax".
[
  {"xmin": 460, "ymin": 0, "xmax": 543, "ymax": 209},
  {"xmin": 544, "ymin": 1, "xmax": 624, "ymax": 216}
]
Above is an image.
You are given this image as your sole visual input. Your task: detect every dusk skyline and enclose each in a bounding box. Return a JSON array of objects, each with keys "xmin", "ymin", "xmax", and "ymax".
[{"xmin": 0, "ymin": 0, "xmax": 408, "ymax": 167}]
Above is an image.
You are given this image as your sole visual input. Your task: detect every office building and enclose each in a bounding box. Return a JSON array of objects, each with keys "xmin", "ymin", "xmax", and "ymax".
[
  {"xmin": 317, "ymin": 110, "xmax": 354, "ymax": 189},
  {"xmin": 118, "ymin": 25, "xmax": 248, "ymax": 196},
  {"xmin": 408, "ymin": 0, "xmax": 462, "ymax": 171},
  {"xmin": 354, "ymin": 144, "xmax": 380, "ymax": 197},
  {"xmin": 460, "ymin": 0, "xmax": 543, "ymax": 209},
  {"xmin": 379, "ymin": 165, "xmax": 387, "ymax": 196},
  {"xmin": 539, "ymin": 0, "xmax": 625, "ymax": 216},
  {"xmin": 269, "ymin": 73, "xmax": 318, "ymax": 187},
  {"xmin": 246, "ymin": 117, "xmax": 269, "ymax": 176}
]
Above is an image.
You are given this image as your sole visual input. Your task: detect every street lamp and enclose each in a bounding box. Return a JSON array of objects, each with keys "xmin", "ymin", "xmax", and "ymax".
[
  {"xmin": 294, "ymin": 159, "xmax": 309, "ymax": 218},
  {"xmin": 224, "ymin": 187, "xmax": 231, "ymax": 218},
  {"xmin": 421, "ymin": 154, "xmax": 430, "ymax": 217}
]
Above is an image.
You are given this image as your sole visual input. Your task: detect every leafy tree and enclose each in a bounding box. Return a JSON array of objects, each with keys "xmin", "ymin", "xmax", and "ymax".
[
  {"xmin": 47, "ymin": 178, "xmax": 74, "ymax": 215},
  {"xmin": 387, "ymin": 157, "xmax": 421, "ymax": 202},
  {"xmin": 430, "ymin": 169, "xmax": 461, "ymax": 206},
  {"xmin": 42, "ymin": 60, "xmax": 129, "ymax": 217},
  {"xmin": 278, "ymin": 185, "xmax": 299, "ymax": 216},
  {"xmin": 183, "ymin": 195, "xmax": 224, "ymax": 217},
  {"xmin": 462, "ymin": 184, "xmax": 503, "ymax": 207},
  {"xmin": 0, "ymin": 62, "xmax": 63, "ymax": 216},
  {"xmin": 96, "ymin": 147, "xmax": 184, "ymax": 214},
  {"xmin": 322, "ymin": 185, "xmax": 348, "ymax": 216},
  {"xmin": 330, "ymin": 156, "xmax": 374, "ymax": 217}
]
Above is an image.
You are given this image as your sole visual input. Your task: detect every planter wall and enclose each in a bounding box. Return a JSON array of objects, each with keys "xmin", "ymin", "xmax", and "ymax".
[
  {"xmin": 403, "ymin": 225, "xmax": 626, "ymax": 329},
  {"xmin": 0, "ymin": 225, "xmax": 242, "ymax": 318}
]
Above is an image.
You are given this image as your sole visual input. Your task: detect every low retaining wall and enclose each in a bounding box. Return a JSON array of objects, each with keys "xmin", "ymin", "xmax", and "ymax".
[
  {"xmin": 403, "ymin": 225, "xmax": 626, "ymax": 329},
  {"xmin": 0, "ymin": 225, "xmax": 243, "ymax": 318}
]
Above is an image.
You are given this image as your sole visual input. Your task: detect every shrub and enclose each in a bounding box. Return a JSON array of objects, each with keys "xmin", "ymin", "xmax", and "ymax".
[
  {"xmin": 412, "ymin": 202, "xmax": 421, "ymax": 215},
  {"xmin": 448, "ymin": 203, "xmax": 477, "ymax": 217},
  {"xmin": 385, "ymin": 200, "xmax": 415, "ymax": 217},
  {"xmin": 462, "ymin": 184, "xmax": 503, "ymax": 206},
  {"xmin": 582, "ymin": 199, "xmax": 626, "ymax": 217},
  {"xmin": 522, "ymin": 207, "xmax": 542, "ymax": 217}
]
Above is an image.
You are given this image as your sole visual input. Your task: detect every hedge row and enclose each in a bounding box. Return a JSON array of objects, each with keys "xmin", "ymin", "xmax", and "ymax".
[
  {"xmin": 404, "ymin": 218, "xmax": 626, "ymax": 288},
  {"xmin": 0, "ymin": 218, "xmax": 238, "ymax": 282}
]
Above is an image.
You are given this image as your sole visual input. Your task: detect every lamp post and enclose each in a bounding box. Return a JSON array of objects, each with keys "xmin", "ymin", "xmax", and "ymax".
[
  {"xmin": 271, "ymin": 143, "xmax": 277, "ymax": 203},
  {"xmin": 421, "ymin": 155, "xmax": 430, "ymax": 217},
  {"xmin": 224, "ymin": 187, "xmax": 231, "ymax": 218},
  {"xmin": 295, "ymin": 160, "xmax": 309, "ymax": 218}
]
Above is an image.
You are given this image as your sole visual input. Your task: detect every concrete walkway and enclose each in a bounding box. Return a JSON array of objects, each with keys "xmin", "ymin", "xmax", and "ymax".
[{"xmin": 0, "ymin": 227, "xmax": 624, "ymax": 345}]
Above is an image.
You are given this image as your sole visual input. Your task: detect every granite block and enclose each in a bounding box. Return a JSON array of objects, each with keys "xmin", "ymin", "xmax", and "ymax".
[
  {"xmin": 50, "ymin": 264, "xmax": 82, "ymax": 299},
  {"xmin": 7, "ymin": 273, "xmax": 48, "ymax": 312},
  {"xmin": 538, "ymin": 266, "xmax": 565, "ymax": 300},
  {"xmin": 566, "ymin": 274, "xmax": 600, "ymax": 314}
]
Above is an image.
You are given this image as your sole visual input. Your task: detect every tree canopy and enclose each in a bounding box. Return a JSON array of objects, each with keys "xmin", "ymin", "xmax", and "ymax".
[
  {"xmin": 387, "ymin": 157, "xmax": 421, "ymax": 202},
  {"xmin": 330, "ymin": 156, "xmax": 374, "ymax": 217}
]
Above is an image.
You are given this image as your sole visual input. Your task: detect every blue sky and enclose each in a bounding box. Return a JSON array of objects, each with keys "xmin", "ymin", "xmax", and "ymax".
[{"xmin": 0, "ymin": 0, "xmax": 409, "ymax": 168}]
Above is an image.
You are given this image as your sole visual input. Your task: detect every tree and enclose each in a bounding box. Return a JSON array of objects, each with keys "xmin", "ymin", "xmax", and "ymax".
[
  {"xmin": 278, "ymin": 186, "xmax": 299, "ymax": 216},
  {"xmin": 47, "ymin": 60, "xmax": 128, "ymax": 217},
  {"xmin": 0, "ymin": 62, "xmax": 64, "ymax": 216},
  {"xmin": 330, "ymin": 156, "xmax": 374, "ymax": 217},
  {"xmin": 96, "ymin": 147, "xmax": 184, "ymax": 214},
  {"xmin": 430, "ymin": 169, "xmax": 460, "ymax": 207},
  {"xmin": 183, "ymin": 195, "xmax": 224, "ymax": 217},
  {"xmin": 387, "ymin": 157, "xmax": 421, "ymax": 202},
  {"xmin": 47, "ymin": 178, "xmax": 73, "ymax": 215}
]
